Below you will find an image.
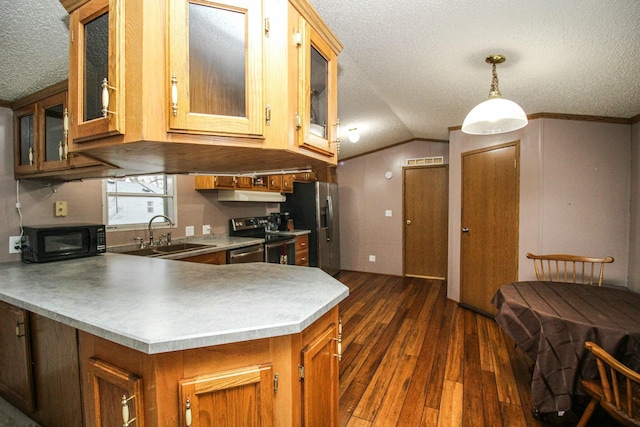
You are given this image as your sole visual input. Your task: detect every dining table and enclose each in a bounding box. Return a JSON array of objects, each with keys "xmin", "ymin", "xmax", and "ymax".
[{"xmin": 491, "ymin": 280, "xmax": 640, "ymax": 415}]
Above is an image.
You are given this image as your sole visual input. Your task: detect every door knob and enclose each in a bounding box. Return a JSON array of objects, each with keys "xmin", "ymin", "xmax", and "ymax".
[
  {"xmin": 406, "ymin": 220, "xmax": 411, "ymax": 225},
  {"xmin": 462, "ymin": 227, "xmax": 469, "ymax": 232}
]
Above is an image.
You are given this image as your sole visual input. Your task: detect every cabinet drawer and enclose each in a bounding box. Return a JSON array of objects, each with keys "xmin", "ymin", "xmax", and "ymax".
[
  {"xmin": 296, "ymin": 249, "xmax": 309, "ymax": 266},
  {"xmin": 179, "ymin": 251, "xmax": 226, "ymax": 265},
  {"xmin": 295, "ymin": 235, "xmax": 309, "ymax": 252}
]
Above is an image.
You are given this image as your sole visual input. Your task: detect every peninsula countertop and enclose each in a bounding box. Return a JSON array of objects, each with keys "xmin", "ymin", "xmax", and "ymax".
[{"xmin": 0, "ymin": 254, "xmax": 348, "ymax": 354}]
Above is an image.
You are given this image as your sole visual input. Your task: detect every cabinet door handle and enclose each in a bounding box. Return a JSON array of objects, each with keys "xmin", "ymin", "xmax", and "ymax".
[
  {"xmin": 15, "ymin": 320, "xmax": 25, "ymax": 338},
  {"xmin": 185, "ymin": 398, "xmax": 192, "ymax": 426},
  {"xmin": 63, "ymin": 108, "xmax": 69, "ymax": 159},
  {"xmin": 333, "ymin": 316, "xmax": 343, "ymax": 361},
  {"xmin": 101, "ymin": 78, "xmax": 116, "ymax": 118},
  {"xmin": 171, "ymin": 75, "xmax": 179, "ymax": 116},
  {"xmin": 121, "ymin": 394, "xmax": 136, "ymax": 426}
]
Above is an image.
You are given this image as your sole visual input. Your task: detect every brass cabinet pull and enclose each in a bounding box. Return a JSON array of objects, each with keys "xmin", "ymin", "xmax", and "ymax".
[
  {"xmin": 265, "ymin": 104, "xmax": 271, "ymax": 125},
  {"xmin": 185, "ymin": 398, "xmax": 192, "ymax": 426},
  {"xmin": 121, "ymin": 394, "xmax": 136, "ymax": 426},
  {"xmin": 63, "ymin": 108, "xmax": 69, "ymax": 159},
  {"xmin": 333, "ymin": 316, "xmax": 343, "ymax": 361},
  {"xmin": 15, "ymin": 320, "xmax": 25, "ymax": 338},
  {"xmin": 171, "ymin": 75, "xmax": 179, "ymax": 117},
  {"xmin": 101, "ymin": 78, "xmax": 117, "ymax": 118}
]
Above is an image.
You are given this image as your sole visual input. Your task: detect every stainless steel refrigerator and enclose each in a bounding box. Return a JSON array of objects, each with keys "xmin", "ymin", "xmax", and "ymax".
[{"xmin": 281, "ymin": 181, "xmax": 340, "ymax": 276}]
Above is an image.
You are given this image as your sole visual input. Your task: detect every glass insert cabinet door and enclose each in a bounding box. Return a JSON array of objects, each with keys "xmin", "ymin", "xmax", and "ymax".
[
  {"xmin": 14, "ymin": 105, "xmax": 37, "ymax": 174},
  {"xmin": 69, "ymin": 0, "xmax": 125, "ymax": 143},
  {"xmin": 168, "ymin": 0, "xmax": 264, "ymax": 137},
  {"xmin": 40, "ymin": 91, "xmax": 69, "ymax": 172},
  {"xmin": 297, "ymin": 20, "xmax": 338, "ymax": 157}
]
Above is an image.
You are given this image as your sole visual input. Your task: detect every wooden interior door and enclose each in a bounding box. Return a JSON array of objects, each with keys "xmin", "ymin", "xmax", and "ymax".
[
  {"xmin": 403, "ymin": 165, "xmax": 449, "ymax": 279},
  {"xmin": 460, "ymin": 142, "xmax": 519, "ymax": 316}
]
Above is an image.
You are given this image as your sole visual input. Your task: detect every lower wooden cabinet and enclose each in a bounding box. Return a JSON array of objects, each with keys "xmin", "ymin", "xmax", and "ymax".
[
  {"xmin": 301, "ymin": 325, "xmax": 339, "ymax": 426},
  {"xmin": 179, "ymin": 250, "xmax": 226, "ymax": 265},
  {"xmin": 179, "ymin": 364, "xmax": 274, "ymax": 426},
  {"xmin": 86, "ymin": 358, "xmax": 145, "ymax": 427},
  {"xmin": 0, "ymin": 301, "xmax": 34, "ymax": 414},
  {"xmin": 30, "ymin": 314, "xmax": 83, "ymax": 427},
  {"xmin": 295, "ymin": 235, "xmax": 309, "ymax": 266},
  {"xmin": 0, "ymin": 303, "xmax": 83, "ymax": 427},
  {"xmin": 77, "ymin": 306, "xmax": 340, "ymax": 426}
]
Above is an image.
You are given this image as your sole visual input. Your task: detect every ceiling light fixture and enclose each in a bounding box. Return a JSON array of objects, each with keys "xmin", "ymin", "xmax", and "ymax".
[
  {"xmin": 462, "ymin": 54, "xmax": 528, "ymax": 135},
  {"xmin": 348, "ymin": 128, "xmax": 360, "ymax": 143}
]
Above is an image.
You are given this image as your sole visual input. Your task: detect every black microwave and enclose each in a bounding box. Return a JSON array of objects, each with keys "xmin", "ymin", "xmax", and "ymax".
[{"xmin": 20, "ymin": 224, "xmax": 106, "ymax": 263}]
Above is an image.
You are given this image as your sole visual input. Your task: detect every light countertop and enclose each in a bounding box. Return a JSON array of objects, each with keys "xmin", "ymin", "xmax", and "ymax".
[{"xmin": 0, "ymin": 254, "xmax": 348, "ymax": 354}]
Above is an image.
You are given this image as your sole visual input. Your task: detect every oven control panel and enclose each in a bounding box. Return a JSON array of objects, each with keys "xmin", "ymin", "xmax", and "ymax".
[{"xmin": 231, "ymin": 217, "xmax": 269, "ymax": 232}]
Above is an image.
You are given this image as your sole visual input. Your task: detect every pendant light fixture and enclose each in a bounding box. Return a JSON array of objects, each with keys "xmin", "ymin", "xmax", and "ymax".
[{"xmin": 462, "ymin": 54, "xmax": 528, "ymax": 135}]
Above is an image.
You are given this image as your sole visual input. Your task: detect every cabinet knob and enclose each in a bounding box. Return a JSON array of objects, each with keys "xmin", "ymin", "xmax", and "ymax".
[{"xmin": 406, "ymin": 220, "xmax": 411, "ymax": 225}]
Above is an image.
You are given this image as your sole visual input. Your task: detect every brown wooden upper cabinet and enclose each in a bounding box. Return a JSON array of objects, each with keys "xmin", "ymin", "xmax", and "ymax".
[
  {"xmin": 68, "ymin": 0, "xmax": 125, "ymax": 143},
  {"xmin": 14, "ymin": 89, "xmax": 68, "ymax": 175},
  {"xmin": 291, "ymin": 3, "xmax": 340, "ymax": 158},
  {"xmin": 61, "ymin": 0, "xmax": 343, "ymax": 175},
  {"xmin": 12, "ymin": 81, "xmax": 109, "ymax": 180},
  {"xmin": 168, "ymin": 0, "xmax": 264, "ymax": 137}
]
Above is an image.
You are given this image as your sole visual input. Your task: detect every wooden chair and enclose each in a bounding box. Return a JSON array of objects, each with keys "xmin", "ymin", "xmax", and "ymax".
[
  {"xmin": 577, "ymin": 341, "xmax": 640, "ymax": 427},
  {"xmin": 525, "ymin": 253, "xmax": 614, "ymax": 286}
]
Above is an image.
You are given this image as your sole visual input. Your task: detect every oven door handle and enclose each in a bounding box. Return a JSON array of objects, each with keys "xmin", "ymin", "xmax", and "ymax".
[{"xmin": 230, "ymin": 247, "xmax": 264, "ymax": 258}]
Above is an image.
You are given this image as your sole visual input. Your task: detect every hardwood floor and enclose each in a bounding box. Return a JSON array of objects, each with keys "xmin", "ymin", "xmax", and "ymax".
[{"xmin": 335, "ymin": 271, "xmax": 611, "ymax": 427}]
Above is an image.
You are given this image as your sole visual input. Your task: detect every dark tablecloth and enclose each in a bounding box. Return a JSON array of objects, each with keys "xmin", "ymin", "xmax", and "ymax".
[{"xmin": 491, "ymin": 281, "xmax": 640, "ymax": 414}]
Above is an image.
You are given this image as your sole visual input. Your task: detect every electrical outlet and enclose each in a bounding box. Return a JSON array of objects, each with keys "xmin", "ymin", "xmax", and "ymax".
[
  {"xmin": 185, "ymin": 226, "xmax": 195, "ymax": 237},
  {"xmin": 9, "ymin": 236, "xmax": 21, "ymax": 254},
  {"xmin": 369, "ymin": 255, "xmax": 376, "ymax": 262},
  {"xmin": 202, "ymin": 224, "xmax": 211, "ymax": 235},
  {"xmin": 55, "ymin": 201, "xmax": 68, "ymax": 217},
  {"xmin": 385, "ymin": 210, "xmax": 392, "ymax": 217}
]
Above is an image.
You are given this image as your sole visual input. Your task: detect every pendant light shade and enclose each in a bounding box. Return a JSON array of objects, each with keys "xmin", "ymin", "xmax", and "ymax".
[{"xmin": 462, "ymin": 54, "xmax": 528, "ymax": 135}]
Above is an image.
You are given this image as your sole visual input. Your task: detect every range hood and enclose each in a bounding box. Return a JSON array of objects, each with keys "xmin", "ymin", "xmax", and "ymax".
[{"xmin": 217, "ymin": 190, "xmax": 286, "ymax": 203}]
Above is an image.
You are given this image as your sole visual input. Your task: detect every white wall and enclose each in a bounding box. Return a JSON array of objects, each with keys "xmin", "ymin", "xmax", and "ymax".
[
  {"xmin": 448, "ymin": 118, "xmax": 632, "ymax": 301},
  {"xmin": 337, "ymin": 140, "xmax": 449, "ymax": 275}
]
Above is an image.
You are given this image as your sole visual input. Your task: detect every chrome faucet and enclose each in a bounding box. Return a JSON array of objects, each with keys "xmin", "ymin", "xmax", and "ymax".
[{"xmin": 148, "ymin": 214, "xmax": 175, "ymax": 246}]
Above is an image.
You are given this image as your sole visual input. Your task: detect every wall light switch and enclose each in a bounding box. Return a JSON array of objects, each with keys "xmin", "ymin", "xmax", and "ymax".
[
  {"xmin": 202, "ymin": 224, "xmax": 211, "ymax": 235},
  {"xmin": 385, "ymin": 210, "xmax": 392, "ymax": 217},
  {"xmin": 55, "ymin": 201, "xmax": 68, "ymax": 217},
  {"xmin": 185, "ymin": 226, "xmax": 195, "ymax": 236},
  {"xmin": 369, "ymin": 255, "xmax": 376, "ymax": 262}
]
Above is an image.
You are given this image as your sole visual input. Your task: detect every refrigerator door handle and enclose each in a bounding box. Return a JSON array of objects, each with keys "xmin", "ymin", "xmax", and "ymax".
[{"xmin": 326, "ymin": 195, "xmax": 333, "ymax": 241}]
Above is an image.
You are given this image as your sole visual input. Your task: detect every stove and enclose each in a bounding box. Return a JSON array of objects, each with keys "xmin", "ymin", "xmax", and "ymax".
[{"xmin": 230, "ymin": 217, "xmax": 296, "ymax": 264}]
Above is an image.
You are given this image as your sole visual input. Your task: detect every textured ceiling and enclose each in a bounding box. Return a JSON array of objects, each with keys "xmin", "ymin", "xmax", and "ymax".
[{"xmin": 1, "ymin": 0, "xmax": 639, "ymax": 160}]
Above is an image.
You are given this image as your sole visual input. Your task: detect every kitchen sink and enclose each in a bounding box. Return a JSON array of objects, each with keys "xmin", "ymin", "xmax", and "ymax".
[
  {"xmin": 120, "ymin": 243, "xmax": 214, "ymax": 257},
  {"xmin": 153, "ymin": 243, "xmax": 213, "ymax": 253},
  {"xmin": 120, "ymin": 248, "xmax": 159, "ymax": 256}
]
